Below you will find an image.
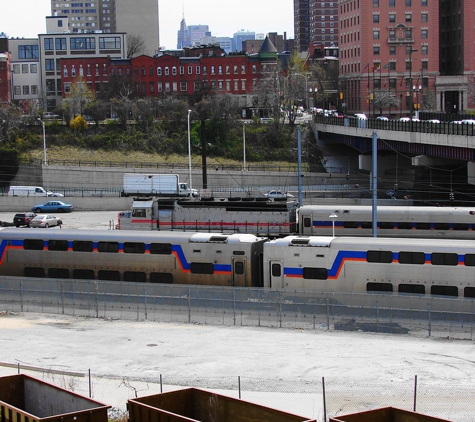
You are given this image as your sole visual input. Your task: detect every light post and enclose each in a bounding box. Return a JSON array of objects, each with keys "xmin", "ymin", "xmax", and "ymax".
[
  {"xmin": 408, "ymin": 48, "xmax": 418, "ymax": 131},
  {"xmin": 242, "ymin": 123, "xmax": 246, "ymax": 171},
  {"xmin": 329, "ymin": 213, "xmax": 338, "ymax": 237},
  {"xmin": 187, "ymin": 109, "xmax": 192, "ymax": 196},
  {"xmin": 38, "ymin": 118, "xmax": 47, "ymax": 165}
]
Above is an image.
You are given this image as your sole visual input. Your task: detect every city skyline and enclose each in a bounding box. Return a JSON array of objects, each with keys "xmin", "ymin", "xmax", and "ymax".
[{"xmin": 0, "ymin": 0, "xmax": 294, "ymax": 50}]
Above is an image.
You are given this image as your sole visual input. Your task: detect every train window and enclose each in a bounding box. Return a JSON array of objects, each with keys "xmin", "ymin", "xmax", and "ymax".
[
  {"xmin": 48, "ymin": 240, "xmax": 68, "ymax": 251},
  {"xmin": 398, "ymin": 284, "xmax": 425, "ymax": 294},
  {"xmin": 98, "ymin": 242, "xmax": 119, "ymax": 253},
  {"xmin": 367, "ymin": 250, "xmax": 393, "ymax": 263},
  {"xmin": 302, "ymin": 267, "xmax": 328, "ymax": 280},
  {"xmin": 24, "ymin": 267, "xmax": 45, "ymax": 277},
  {"xmin": 433, "ymin": 223, "xmax": 450, "ymax": 230},
  {"xmin": 361, "ymin": 222, "xmax": 372, "ymax": 229},
  {"xmin": 234, "ymin": 261, "xmax": 244, "ymax": 275},
  {"xmin": 397, "ymin": 222, "xmax": 412, "ymax": 230},
  {"xmin": 150, "ymin": 243, "xmax": 172, "ymax": 255},
  {"xmin": 124, "ymin": 271, "xmax": 147, "ymax": 282},
  {"xmin": 73, "ymin": 241, "xmax": 93, "ymax": 252},
  {"xmin": 73, "ymin": 269, "xmax": 95, "ymax": 279},
  {"xmin": 415, "ymin": 222, "xmax": 431, "ymax": 230},
  {"xmin": 271, "ymin": 263, "xmax": 281, "ymax": 277},
  {"xmin": 464, "ymin": 254, "xmax": 475, "ymax": 266},
  {"xmin": 453, "ymin": 223, "xmax": 469, "ymax": 231},
  {"xmin": 48, "ymin": 268, "xmax": 70, "ymax": 278},
  {"xmin": 343, "ymin": 221, "xmax": 358, "ymax": 229},
  {"xmin": 431, "ymin": 253, "xmax": 458, "ymax": 266},
  {"xmin": 398, "ymin": 251, "xmax": 425, "ymax": 265},
  {"xmin": 132, "ymin": 209, "xmax": 146, "ymax": 217},
  {"xmin": 98, "ymin": 270, "xmax": 120, "ymax": 281},
  {"xmin": 24, "ymin": 239, "xmax": 44, "ymax": 250},
  {"xmin": 303, "ymin": 217, "xmax": 311, "ymax": 228},
  {"xmin": 190, "ymin": 263, "xmax": 214, "ymax": 274},
  {"xmin": 464, "ymin": 287, "xmax": 475, "ymax": 298},
  {"xmin": 378, "ymin": 222, "xmax": 394, "ymax": 230},
  {"xmin": 233, "ymin": 251, "xmax": 245, "ymax": 255},
  {"xmin": 367, "ymin": 282, "xmax": 393, "ymax": 292},
  {"xmin": 150, "ymin": 272, "xmax": 173, "ymax": 283},
  {"xmin": 124, "ymin": 242, "xmax": 145, "ymax": 254},
  {"xmin": 431, "ymin": 285, "xmax": 458, "ymax": 297}
]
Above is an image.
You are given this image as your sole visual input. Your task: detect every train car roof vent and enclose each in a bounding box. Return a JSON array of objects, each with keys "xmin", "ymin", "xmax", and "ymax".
[
  {"xmin": 209, "ymin": 235, "xmax": 229, "ymax": 243},
  {"xmin": 290, "ymin": 238, "xmax": 311, "ymax": 246}
]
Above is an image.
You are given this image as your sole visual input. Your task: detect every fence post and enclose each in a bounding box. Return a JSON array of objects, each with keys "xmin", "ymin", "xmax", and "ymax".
[
  {"xmin": 144, "ymin": 285, "xmax": 147, "ymax": 321},
  {"xmin": 238, "ymin": 376, "xmax": 241, "ymax": 399},
  {"xmin": 322, "ymin": 376, "xmax": 327, "ymax": 422},
  {"xmin": 428, "ymin": 303, "xmax": 432, "ymax": 337},
  {"xmin": 188, "ymin": 286, "xmax": 191, "ymax": 323},
  {"xmin": 20, "ymin": 279, "xmax": 24, "ymax": 312},
  {"xmin": 326, "ymin": 298, "xmax": 330, "ymax": 330},
  {"xmin": 89, "ymin": 369, "xmax": 92, "ymax": 398},
  {"xmin": 413, "ymin": 374, "xmax": 418, "ymax": 412},
  {"xmin": 160, "ymin": 374, "xmax": 163, "ymax": 393}
]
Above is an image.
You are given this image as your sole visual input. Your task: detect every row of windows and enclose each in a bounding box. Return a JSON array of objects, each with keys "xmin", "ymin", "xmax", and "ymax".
[
  {"xmin": 155, "ymin": 64, "xmax": 256, "ymax": 77},
  {"xmin": 373, "ymin": 29, "xmax": 428, "ymax": 40},
  {"xmin": 308, "ymin": 220, "xmax": 469, "ymax": 231},
  {"xmin": 367, "ymin": 282, "xmax": 471, "ymax": 298},
  {"xmin": 11, "ymin": 64, "xmax": 38, "ymax": 74},
  {"xmin": 340, "ymin": 0, "xmax": 428, "ymax": 14},
  {"xmin": 43, "ymin": 36, "xmax": 121, "ymax": 51},
  {"xmin": 373, "ymin": 0, "xmax": 428, "ymax": 6},
  {"xmin": 373, "ymin": 13, "xmax": 428, "ymax": 24},
  {"xmin": 13, "ymin": 85, "xmax": 39, "ymax": 96}
]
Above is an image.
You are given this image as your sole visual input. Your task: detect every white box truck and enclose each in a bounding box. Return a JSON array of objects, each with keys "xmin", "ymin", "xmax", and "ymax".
[{"xmin": 121, "ymin": 173, "xmax": 198, "ymax": 197}]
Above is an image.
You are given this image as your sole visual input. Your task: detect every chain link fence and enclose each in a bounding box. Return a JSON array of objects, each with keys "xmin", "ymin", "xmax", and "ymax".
[{"xmin": 1, "ymin": 276, "xmax": 474, "ymax": 421}]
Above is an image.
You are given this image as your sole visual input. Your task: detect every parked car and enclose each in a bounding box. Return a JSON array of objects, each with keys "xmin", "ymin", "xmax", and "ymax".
[
  {"xmin": 13, "ymin": 212, "xmax": 36, "ymax": 227},
  {"xmin": 263, "ymin": 190, "xmax": 294, "ymax": 199},
  {"xmin": 399, "ymin": 117, "xmax": 420, "ymax": 122},
  {"xmin": 260, "ymin": 117, "xmax": 274, "ymax": 124},
  {"xmin": 376, "ymin": 116, "xmax": 389, "ymax": 121},
  {"xmin": 461, "ymin": 119, "xmax": 475, "ymax": 125},
  {"xmin": 46, "ymin": 190, "xmax": 64, "ymax": 197},
  {"xmin": 43, "ymin": 112, "xmax": 60, "ymax": 120},
  {"xmin": 426, "ymin": 119, "xmax": 441, "ymax": 123},
  {"xmin": 32, "ymin": 201, "xmax": 73, "ymax": 213},
  {"xmin": 30, "ymin": 214, "xmax": 62, "ymax": 228},
  {"xmin": 354, "ymin": 113, "xmax": 368, "ymax": 120}
]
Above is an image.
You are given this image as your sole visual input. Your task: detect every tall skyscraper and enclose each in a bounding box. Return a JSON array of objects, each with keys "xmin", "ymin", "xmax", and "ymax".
[{"xmin": 50, "ymin": 0, "xmax": 159, "ymax": 55}]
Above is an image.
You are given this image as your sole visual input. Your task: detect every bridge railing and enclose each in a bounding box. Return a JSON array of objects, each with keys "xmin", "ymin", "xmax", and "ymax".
[{"xmin": 314, "ymin": 115, "xmax": 475, "ymax": 136}]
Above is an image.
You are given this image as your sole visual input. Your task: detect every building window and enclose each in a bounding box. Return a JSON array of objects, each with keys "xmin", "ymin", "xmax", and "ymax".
[
  {"xmin": 31, "ymin": 85, "xmax": 38, "ymax": 95},
  {"xmin": 421, "ymin": 45, "xmax": 428, "ymax": 55},
  {"xmin": 389, "ymin": 14, "xmax": 395, "ymax": 23},
  {"xmin": 211, "ymin": 66, "xmax": 215, "ymax": 75},
  {"xmin": 141, "ymin": 66, "xmax": 145, "ymax": 76},
  {"xmin": 180, "ymin": 66, "xmax": 184, "ymax": 75},
  {"xmin": 422, "ymin": 0, "xmax": 427, "ymax": 5},
  {"xmin": 63, "ymin": 66, "xmax": 68, "ymax": 77},
  {"xmin": 405, "ymin": 29, "xmax": 412, "ymax": 39},
  {"xmin": 373, "ymin": 46, "xmax": 380, "ymax": 55},
  {"xmin": 373, "ymin": 14, "xmax": 379, "ymax": 23},
  {"xmin": 30, "ymin": 64, "xmax": 37, "ymax": 73},
  {"xmin": 389, "ymin": 30, "xmax": 395, "ymax": 39},
  {"xmin": 241, "ymin": 65, "xmax": 245, "ymax": 74},
  {"xmin": 45, "ymin": 59, "xmax": 55, "ymax": 71},
  {"xmin": 70, "ymin": 37, "xmax": 96, "ymax": 50},
  {"xmin": 165, "ymin": 82, "xmax": 170, "ymax": 92},
  {"xmin": 14, "ymin": 86, "xmax": 21, "ymax": 95},
  {"xmin": 172, "ymin": 66, "xmax": 177, "ymax": 75},
  {"xmin": 421, "ymin": 13, "xmax": 428, "ymax": 23},
  {"xmin": 422, "ymin": 61, "xmax": 428, "ymax": 70},
  {"xmin": 203, "ymin": 66, "xmax": 207, "ymax": 75},
  {"xmin": 389, "ymin": 0, "xmax": 395, "ymax": 5},
  {"xmin": 71, "ymin": 66, "xmax": 76, "ymax": 76},
  {"xmin": 373, "ymin": 30, "xmax": 380, "ymax": 39},
  {"xmin": 373, "ymin": 0, "xmax": 379, "ymax": 6},
  {"xmin": 55, "ymin": 38, "xmax": 67, "ymax": 50},
  {"xmin": 157, "ymin": 67, "xmax": 162, "ymax": 76},
  {"xmin": 22, "ymin": 86, "xmax": 30, "ymax": 95},
  {"xmin": 21, "ymin": 64, "xmax": 29, "ymax": 73},
  {"xmin": 44, "ymin": 38, "xmax": 54, "ymax": 50},
  {"xmin": 149, "ymin": 66, "xmax": 153, "ymax": 76},
  {"xmin": 19, "ymin": 45, "xmax": 39, "ymax": 59},
  {"xmin": 405, "ymin": 14, "xmax": 412, "ymax": 22},
  {"xmin": 99, "ymin": 37, "xmax": 121, "ymax": 49},
  {"xmin": 389, "ymin": 46, "xmax": 396, "ymax": 55},
  {"xmin": 180, "ymin": 81, "xmax": 187, "ymax": 92},
  {"xmin": 196, "ymin": 66, "xmax": 200, "ymax": 75},
  {"xmin": 389, "ymin": 62, "xmax": 396, "ymax": 71},
  {"xmin": 421, "ymin": 29, "xmax": 428, "ymax": 39},
  {"xmin": 157, "ymin": 82, "xmax": 162, "ymax": 92},
  {"xmin": 405, "ymin": 0, "xmax": 411, "ymax": 5}
]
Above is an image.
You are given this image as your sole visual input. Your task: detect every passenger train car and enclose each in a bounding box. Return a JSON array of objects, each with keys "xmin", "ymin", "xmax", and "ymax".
[
  {"xmin": 1, "ymin": 228, "xmax": 475, "ymax": 300},
  {"xmin": 298, "ymin": 205, "xmax": 475, "ymax": 239}
]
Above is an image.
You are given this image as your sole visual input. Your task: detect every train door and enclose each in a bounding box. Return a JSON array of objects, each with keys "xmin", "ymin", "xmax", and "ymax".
[
  {"xmin": 300, "ymin": 213, "xmax": 313, "ymax": 235},
  {"xmin": 232, "ymin": 258, "xmax": 247, "ymax": 287},
  {"xmin": 157, "ymin": 210, "xmax": 172, "ymax": 231},
  {"xmin": 269, "ymin": 260, "xmax": 284, "ymax": 288}
]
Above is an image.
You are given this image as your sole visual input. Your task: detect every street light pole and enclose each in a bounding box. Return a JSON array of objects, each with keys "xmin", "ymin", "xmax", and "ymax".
[
  {"xmin": 408, "ymin": 48, "xmax": 417, "ymax": 132},
  {"xmin": 38, "ymin": 119, "xmax": 47, "ymax": 165},
  {"xmin": 329, "ymin": 213, "xmax": 338, "ymax": 237},
  {"xmin": 187, "ymin": 110, "xmax": 192, "ymax": 196},
  {"xmin": 242, "ymin": 124, "xmax": 246, "ymax": 171}
]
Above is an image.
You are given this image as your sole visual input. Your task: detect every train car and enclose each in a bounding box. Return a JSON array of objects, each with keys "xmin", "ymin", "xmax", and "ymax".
[
  {"xmin": 0, "ymin": 229, "xmax": 267, "ymax": 288},
  {"xmin": 298, "ymin": 205, "xmax": 475, "ymax": 239},
  {"xmin": 263, "ymin": 235, "xmax": 475, "ymax": 299},
  {"xmin": 118, "ymin": 197, "xmax": 298, "ymax": 237}
]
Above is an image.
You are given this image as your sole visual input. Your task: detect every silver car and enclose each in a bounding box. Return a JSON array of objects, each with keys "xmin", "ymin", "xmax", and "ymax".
[
  {"xmin": 263, "ymin": 190, "xmax": 294, "ymax": 199},
  {"xmin": 30, "ymin": 214, "xmax": 62, "ymax": 228}
]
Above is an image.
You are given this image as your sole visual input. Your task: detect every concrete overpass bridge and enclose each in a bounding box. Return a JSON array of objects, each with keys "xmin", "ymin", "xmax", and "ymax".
[{"xmin": 311, "ymin": 116, "xmax": 475, "ymax": 205}]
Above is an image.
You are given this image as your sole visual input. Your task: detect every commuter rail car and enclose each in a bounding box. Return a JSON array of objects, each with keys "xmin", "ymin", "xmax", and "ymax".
[
  {"xmin": 118, "ymin": 197, "xmax": 298, "ymax": 237},
  {"xmin": 2, "ymin": 228, "xmax": 475, "ymax": 301},
  {"xmin": 298, "ymin": 205, "xmax": 475, "ymax": 239},
  {"xmin": 0, "ymin": 229, "xmax": 267, "ymax": 287}
]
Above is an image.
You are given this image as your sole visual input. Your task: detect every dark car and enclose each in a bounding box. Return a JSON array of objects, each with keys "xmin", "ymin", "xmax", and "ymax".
[{"xmin": 13, "ymin": 212, "xmax": 36, "ymax": 227}]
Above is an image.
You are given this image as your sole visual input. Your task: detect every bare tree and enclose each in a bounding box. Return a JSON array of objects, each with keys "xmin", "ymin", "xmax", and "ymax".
[
  {"xmin": 127, "ymin": 34, "xmax": 146, "ymax": 58},
  {"xmin": 63, "ymin": 77, "xmax": 95, "ymax": 118}
]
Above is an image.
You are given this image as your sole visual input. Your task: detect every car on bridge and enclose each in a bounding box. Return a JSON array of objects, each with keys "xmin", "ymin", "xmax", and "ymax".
[{"xmin": 32, "ymin": 201, "xmax": 73, "ymax": 213}]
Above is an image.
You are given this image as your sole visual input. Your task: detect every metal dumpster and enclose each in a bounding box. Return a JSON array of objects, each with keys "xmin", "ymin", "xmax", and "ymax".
[
  {"xmin": 128, "ymin": 387, "xmax": 316, "ymax": 422},
  {"xmin": 330, "ymin": 406, "xmax": 452, "ymax": 422},
  {"xmin": 0, "ymin": 374, "xmax": 110, "ymax": 422}
]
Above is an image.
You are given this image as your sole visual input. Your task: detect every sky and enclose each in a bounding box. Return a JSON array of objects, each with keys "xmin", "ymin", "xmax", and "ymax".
[{"xmin": 0, "ymin": 0, "xmax": 294, "ymax": 50}]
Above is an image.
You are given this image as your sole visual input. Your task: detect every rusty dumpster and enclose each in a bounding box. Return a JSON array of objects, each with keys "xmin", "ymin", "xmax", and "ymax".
[
  {"xmin": 0, "ymin": 374, "xmax": 110, "ymax": 422},
  {"xmin": 329, "ymin": 406, "xmax": 452, "ymax": 422},
  {"xmin": 127, "ymin": 387, "xmax": 316, "ymax": 422}
]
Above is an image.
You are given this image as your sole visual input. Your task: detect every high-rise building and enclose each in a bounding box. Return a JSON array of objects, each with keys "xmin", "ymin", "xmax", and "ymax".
[
  {"xmin": 309, "ymin": 0, "xmax": 339, "ymax": 48},
  {"xmin": 232, "ymin": 30, "xmax": 255, "ymax": 52},
  {"xmin": 294, "ymin": 0, "xmax": 310, "ymax": 52},
  {"xmin": 50, "ymin": 0, "xmax": 159, "ymax": 55}
]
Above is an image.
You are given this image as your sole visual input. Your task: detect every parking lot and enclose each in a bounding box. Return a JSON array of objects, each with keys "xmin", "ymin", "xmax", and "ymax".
[{"xmin": 0, "ymin": 211, "xmax": 119, "ymax": 230}]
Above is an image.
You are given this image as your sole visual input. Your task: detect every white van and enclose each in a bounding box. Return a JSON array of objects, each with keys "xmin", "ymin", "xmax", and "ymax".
[{"xmin": 8, "ymin": 186, "xmax": 48, "ymax": 197}]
